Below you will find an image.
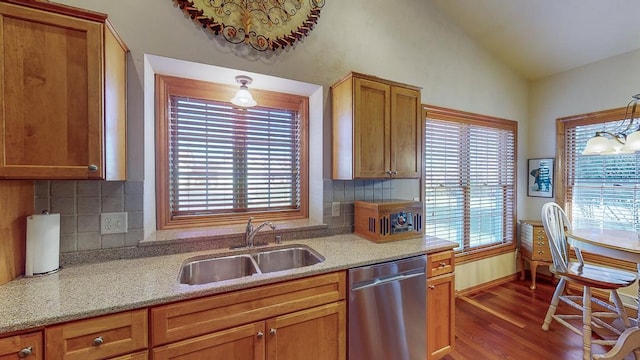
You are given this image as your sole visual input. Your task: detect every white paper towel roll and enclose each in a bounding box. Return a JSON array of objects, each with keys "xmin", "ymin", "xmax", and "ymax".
[{"xmin": 26, "ymin": 213, "xmax": 60, "ymax": 276}]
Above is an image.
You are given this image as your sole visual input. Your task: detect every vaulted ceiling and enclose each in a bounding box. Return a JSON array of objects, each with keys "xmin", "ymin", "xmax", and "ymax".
[{"xmin": 429, "ymin": 0, "xmax": 640, "ymax": 80}]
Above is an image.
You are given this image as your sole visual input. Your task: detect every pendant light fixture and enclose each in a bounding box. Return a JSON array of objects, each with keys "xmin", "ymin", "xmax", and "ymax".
[
  {"xmin": 230, "ymin": 75, "xmax": 257, "ymax": 107},
  {"xmin": 582, "ymin": 93, "xmax": 640, "ymax": 155}
]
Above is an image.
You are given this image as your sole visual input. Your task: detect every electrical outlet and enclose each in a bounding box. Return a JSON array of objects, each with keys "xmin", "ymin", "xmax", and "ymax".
[
  {"xmin": 100, "ymin": 212, "xmax": 128, "ymax": 234},
  {"xmin": 332, "ymin": 202, "xmax": 340, "ymax": 216}
]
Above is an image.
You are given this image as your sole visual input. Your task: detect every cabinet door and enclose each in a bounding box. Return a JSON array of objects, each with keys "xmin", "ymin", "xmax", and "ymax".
[
  {"xmin": 151, "ymin": 322, "xmax": 265, "ymax": 360},
  {"xmin": 390, "ymin": 86, "xmax": 421, "ymax": 178},
  {"xmin": 0, "ymin": 332, "xmax": 43, "ymax": 359},
  {"xmin": 0, "ymin": 3, "xmax": 104, "ymax": 179},
  {"xmin": 266, "ymin": 302, "xmax": 346, "ymax": 360},
  {"xmin": 427, "ymin": 273, "xmax": 455, "ymax": 360},
  {"xmin": 353, "ymin": 78, "xmax": 390, "ymax": 178}
]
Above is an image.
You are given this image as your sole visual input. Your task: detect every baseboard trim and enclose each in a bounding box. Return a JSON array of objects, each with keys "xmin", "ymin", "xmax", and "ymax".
[{"xmin": 456, "ymin": 273, "xmax": 519, "ymax": 298}]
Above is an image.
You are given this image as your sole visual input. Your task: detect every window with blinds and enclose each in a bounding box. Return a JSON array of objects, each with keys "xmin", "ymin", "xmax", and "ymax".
[
  {"xmin": 169, "ymin": 97, "xmax": 300, "ymax": 215},
  {"xmin": 424, "ymin": 106, "xmax": 517, "ymax": 253},
  {"xmin": 563, "ymin": 114, "xmax": 639, "ymax": 232},
  {"xmin": 155, "ymin": 75, "xmax": 308, "ymax": 229}
]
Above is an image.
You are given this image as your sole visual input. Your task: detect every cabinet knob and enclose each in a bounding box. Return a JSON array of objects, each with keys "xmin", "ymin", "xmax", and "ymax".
[
  {"xmin": 88, "ymin": 164, "xmax": 98, "ymax": 172},
  {"xmin": 438, "ymin": 262, "xmax": 448, "ymax": 268},
  {"xmin": 17, "ymin": 347, "xmax": 32, "ymax": 358},
  {"xmin": 428, "ymin": 285, "xmax": 436, "ymax": 290},
  {"xmin": 537, "ymin": 250, "xmax": 545, "ymax": 255},
  {"xmin": 391, "ymin": 170, "xmax": 398, "ymax": 175},
  {"xmin": 537, "ymin": 241, "xmax": 545, "ymax": 246},
  {"xmin": 257, "ymin": 331, "xmax": 264, "ymax": 339},
  {"xmin": 386, "ymin": 170, "xmax": 392, "ymax": 175},
  {"xmin": 269, "ymin": 328, "xmax": 277, "ymax": 336},
  {"xmin": 92, "ymin": 336, "xmax": 104, "ymax": 346}
]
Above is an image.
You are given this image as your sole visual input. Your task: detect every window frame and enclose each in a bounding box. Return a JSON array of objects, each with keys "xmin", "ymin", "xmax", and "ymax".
[
  {"xmin": 423, "ymin": 105, "xmax": 518, "ymax": 263},
  {"xmin": 155, "ymin": 74, "xmax": 309, "ymax": 230},
  {"xmin": 557, "ymin": 106, "xmax": 639, "ymax": 271},
  {"xmin": 557, "ymin": 107, "xmax": 638, "ymax": 226}
]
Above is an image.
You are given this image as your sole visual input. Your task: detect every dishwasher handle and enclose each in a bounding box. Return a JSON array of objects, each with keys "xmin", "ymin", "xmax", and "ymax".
[{"xmin": 351, "ymin": 267, "xmax": 424, "ymax": 292}]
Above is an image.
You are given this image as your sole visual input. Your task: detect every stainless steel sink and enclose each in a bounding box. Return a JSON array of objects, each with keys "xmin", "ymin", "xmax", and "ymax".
[
  {"xmin": 178, "ymin": 245, "xmax": 324, "ymax": 285},
  {"xmin": 252, "ymin": 247, "xmax": 325, "ymax": 273},
  {"xmin": 178, "ymin": 254, "xmax": 259, "ymax": 285}
]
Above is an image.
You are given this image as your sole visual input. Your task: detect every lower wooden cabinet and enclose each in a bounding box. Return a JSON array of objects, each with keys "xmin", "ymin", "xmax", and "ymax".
[
  {"xmin": 152, "ymin": 322, "xmax": 265, "ymax": 360},
  {"xmin": 151, "ymin": 271, "xmax": 347, "ymax": 360},
  {"xmin": 112, "ymin": 350, "xmax": 148, "ymax": 360},
  {"xmin": 152, "ymin": 302, "xmax": 345, "ymax": 360},
  {"xmin": 45, "ymin": 309, "xmax": 147, "ymax": 360},
  {"xmin": 427, "ymin": 250, "xmax": 455, "ymax": 360},
  {"xmin": 265, "ymin": 302, "xmax": 345, "ymax": 360},
  {"xmin": 0, "ymin": 331, "xmax": 43, "ymax": 359}
]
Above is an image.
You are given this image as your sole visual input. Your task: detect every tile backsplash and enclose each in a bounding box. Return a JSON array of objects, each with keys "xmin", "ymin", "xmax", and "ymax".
[
  {"xmin": 34, "ymin": 180, "xmax": 144, "ymax": 253},
  {"xmin": 33, "ymin": 178, "xmax": 399, "ymax": 255}
]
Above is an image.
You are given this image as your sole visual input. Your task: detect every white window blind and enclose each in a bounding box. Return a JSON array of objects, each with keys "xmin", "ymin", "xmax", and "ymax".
[
  {"xmin": 169, "ymin": 96, "xmax": 301, "ymax": 217},
  {"xmin": 565, "ymin": 120, "xmax": 639, "ymax": 231},
  {"xmin": 424, "ymin": 117, "xmax": 516, "ymax": 252}
]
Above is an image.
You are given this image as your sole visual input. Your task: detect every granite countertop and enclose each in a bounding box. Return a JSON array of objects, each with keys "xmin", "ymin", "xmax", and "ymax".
[{"xmin": 0, "ymin": 234, "xmax": 457, "ymax": 334}]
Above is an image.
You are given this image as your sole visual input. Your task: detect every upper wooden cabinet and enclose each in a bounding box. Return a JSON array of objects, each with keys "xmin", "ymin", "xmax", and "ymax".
[
  {"xmin": 332, "ymin": 72, "xmax": 422, "ymax": 179},
  {"xmin": 0, "ymin": 0, "xmax": 128, "ymax": 180}
]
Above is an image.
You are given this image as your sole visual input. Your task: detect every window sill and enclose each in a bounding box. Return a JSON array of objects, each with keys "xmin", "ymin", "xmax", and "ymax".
[
  {"xmin": 141, "ymin": 218, "xmax": 328, "ymax": 249},
  {"xmin": 454, "ymin": 243, "xmax": 516, "ymax": 265}
]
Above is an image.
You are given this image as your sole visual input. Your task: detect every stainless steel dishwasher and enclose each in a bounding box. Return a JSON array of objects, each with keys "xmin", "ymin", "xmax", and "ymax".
[{"xmin": 348, "ymin": 255, "xmax": 427, "ymax": 360}]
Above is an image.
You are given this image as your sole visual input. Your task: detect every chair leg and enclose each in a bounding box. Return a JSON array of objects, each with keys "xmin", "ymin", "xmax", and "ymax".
[
  {"xmin": 610, "ymin": 290, "xmax": 631, "ymax": 328},
  {"xmin": 542, "ymin": 277, "xmax": 566, "ymax": 331},
  {"xmin": 583, "ymin": 286, "xmax": 592, "ymax": 360}
]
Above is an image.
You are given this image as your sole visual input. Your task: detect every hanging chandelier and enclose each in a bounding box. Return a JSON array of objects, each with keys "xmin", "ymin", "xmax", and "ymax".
[{"xmin": 582, "ymin": 93, "xmax": 640, "ymax": 155}]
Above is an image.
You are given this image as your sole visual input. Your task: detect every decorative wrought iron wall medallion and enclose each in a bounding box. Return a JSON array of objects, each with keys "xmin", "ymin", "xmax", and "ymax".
[{"xmin": 174, "ymin": 0, "xmax": 325, "ymax": 51}]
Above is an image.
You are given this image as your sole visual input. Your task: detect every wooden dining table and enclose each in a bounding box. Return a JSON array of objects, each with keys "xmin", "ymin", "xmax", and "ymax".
[{"xmin": 567, "ymin": 228, "xmax": 640, "ymax": 360}]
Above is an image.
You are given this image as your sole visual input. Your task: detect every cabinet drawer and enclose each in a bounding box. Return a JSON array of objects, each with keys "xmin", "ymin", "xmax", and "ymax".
[
  {"xmin": 0, "ymin": 331, "xmax": 43, "ymax": 359},
  {"xmin": 427, "ymin": 250, "xmax": 454, "ymax": 278},
  {"xmin": 45, "ymin": 309, "xmax": 147, "ymax": 360},
  {"xmin": 151, "ymin": 271, "xmax": 346, "ymax": 347},
  {"xmin": 531, "ymin": 229, "xmax": 551, "ymax": 261},
  {"xmin": 111, "ymin": 350, "xmax": 148, "ymax": 360},
  {"xmin": 531, "ymin": 242, "xmax": 552, "ymax": 261}
]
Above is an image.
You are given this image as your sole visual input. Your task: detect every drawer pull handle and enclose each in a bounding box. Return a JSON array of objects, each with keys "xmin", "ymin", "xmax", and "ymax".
[
  {"xmin": 269, "ymin": 328, "xmax": 277, "ymax": 336},
  {"xmin": 537, "ymin": 250, "xmax": 545, "ymax": 255},
  {"xmin": 257, "ymin": 331, "xmax": 264, "ymax": 339},
  {"xmin": 438, "ymin": 262, "xmax": 448, "ymax": 268},
  {"xmin": 17, "ymin": 347, "xmax": 32, "ymax": 358},
  {"xmin": 428, "ymin": 285, "xmax": 436, "ymax": 290},
  {"xmin": 537, "ymin": 241, "xmax": 545, "ymax": 246},
  {"xmin": 92, "ymin": 336, "xmax": 104, "ymax": 346}
]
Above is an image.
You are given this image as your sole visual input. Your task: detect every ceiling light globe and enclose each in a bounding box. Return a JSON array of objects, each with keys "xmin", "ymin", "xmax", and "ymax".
[
  {"xmin": 601, "ymin": 138, "xmax": 634, "ymax": 155},
  {"xmin": 231, "ymin": 88, "xmax": 257, "ymax": 107},
  {"xmin": 621, "ymin": 130, "xmax": 640, "ymax": 152},
  {"xmin": 582, "ymin": 135, "xmax": 613, "ymax": 155}
]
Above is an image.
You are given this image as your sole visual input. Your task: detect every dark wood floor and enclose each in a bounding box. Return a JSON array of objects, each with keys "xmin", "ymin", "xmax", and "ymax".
[{"xmin": 442, "ymin": 276, "xmax": 636, "ymax": 360}]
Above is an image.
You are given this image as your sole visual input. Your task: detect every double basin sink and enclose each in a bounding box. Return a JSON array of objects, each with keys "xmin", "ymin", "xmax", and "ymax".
[{"xmin": 178, "ymin": 245, "xmax": 325, "ymax": 285}]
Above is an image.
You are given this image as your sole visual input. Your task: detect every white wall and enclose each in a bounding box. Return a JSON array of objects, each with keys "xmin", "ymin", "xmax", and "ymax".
[
  {"xmin": 526, "ymin": 49, "xmax": 640, "ymax": 300},
  {"xmin": 525, "ymin": 49, "xmax": 640, "ymax": 220},
  {"xmin": 53, "ymin": 0, "xmax": 529, "ymax": 290}
]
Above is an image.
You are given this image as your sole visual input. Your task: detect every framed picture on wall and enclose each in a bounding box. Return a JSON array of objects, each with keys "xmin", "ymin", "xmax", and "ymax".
[{"xmin": 528, "ymin": 158, "xmax": 554, "ymax": 198}]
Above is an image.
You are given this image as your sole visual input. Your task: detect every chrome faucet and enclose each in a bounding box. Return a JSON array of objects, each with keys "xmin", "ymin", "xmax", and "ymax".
[{"xmin": 245, "ymin": 217, "xmax": 276, "ymax": 247}]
